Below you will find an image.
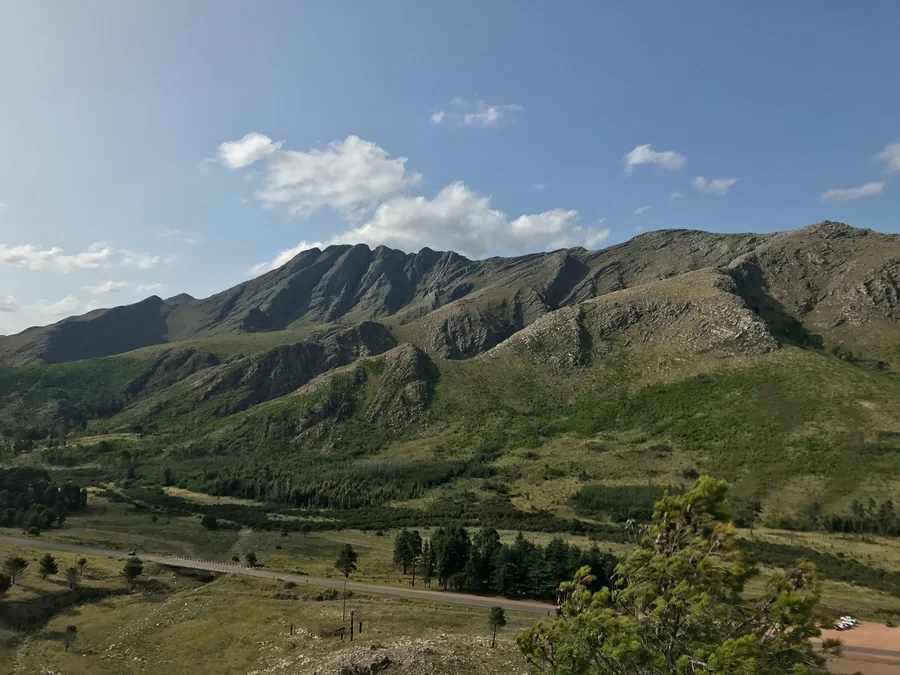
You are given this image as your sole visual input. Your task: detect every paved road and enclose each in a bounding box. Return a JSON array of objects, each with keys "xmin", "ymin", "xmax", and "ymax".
[
  {"xmin": 0, "ymin": 535, "xmax": 553, "ymax": 615},
  {"xmin": 3, "ymin": 535, "xmax": 898, "ymax": 661}
]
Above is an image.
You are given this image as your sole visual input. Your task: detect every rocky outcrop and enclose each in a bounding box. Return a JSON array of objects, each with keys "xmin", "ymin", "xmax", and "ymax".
[
  {"xmin": 189, "ymin": 322, "xmax": 395, "ymax": 416},
  {"xmin": 489, "ymin": 269, "xmax": 778, "ymax": 370},
  {"xmin": 124, "ymin": 347, "xmax": 221, "ymax": 399},
  {"xmin": 365, "ymin": 344, "xmax": 436, "ymax": 427}
]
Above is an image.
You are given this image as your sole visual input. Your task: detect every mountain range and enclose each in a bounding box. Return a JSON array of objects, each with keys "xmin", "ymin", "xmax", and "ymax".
[
  {"xmin": 4, "ymin": 220, "xmax": 900, "ymax": 366},
  {"xmin": 2, "ymin": 220, "xmax": 899, "ymax": 521}
]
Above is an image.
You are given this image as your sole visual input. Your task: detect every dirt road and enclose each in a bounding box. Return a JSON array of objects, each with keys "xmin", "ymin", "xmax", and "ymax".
[{"xmin": 0, "ymin": 534, "xmax": 551, "ymax": 614}]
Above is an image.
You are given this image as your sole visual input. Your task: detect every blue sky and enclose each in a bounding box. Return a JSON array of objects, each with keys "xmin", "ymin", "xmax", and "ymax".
[{"xmin": 1, "ymin": 1, "xmax": 899, "ymax": 334}]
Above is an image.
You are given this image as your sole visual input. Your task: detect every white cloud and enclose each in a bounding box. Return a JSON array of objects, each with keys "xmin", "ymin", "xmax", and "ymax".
[
  {"xmin": 465, "ymin": 106, "xmax": 502, "ymax": 127},
  {"xmin": 692, "ymin": 176, "xmax": 737, "ymax": 195},
  {"xmin": 254, "ymin": 135, "xmax": 421, "ymax": 218},
  {"xmin": 338, "ymin": 183, "xmax": 578, "ymax": 257},
  {"xmin": 876, "ymin": 142, "xmax": 900, "ymax": 172},
  {"xmin": 533, "ymin": 183, "xmax": 546, "ymax": 191},
  {"xmin": 433, "ymin": 99, "xmax": 524, "ymax": 128},
  {"xmin": 32, "ymin": 295, "xmax": 81, "ymax": 316},
  {"xmin": 820, "ymin": 181, "xmax": 885, "ymax": 202},
  {"xmin": 218, "ymin": 132, "xmax": 284, "ymax": 169},
  {"xmin": 635, "ymin": 205, "xmax": 651, "ymax": 215},
  {"xmin": 0, "ymin": 242, "xmax": 163, "ymax": 273},
  {"xmin": 83, "ymin": 281, "xmax": 132, "ymax": 295},
  {"xmin": 623, "ymin": 144, "xmax": 686, "ymax": 172},
  {"xmin": 0, "ymin": 295, "xmax": 18, "ymax": 312},
  {"xmin": 583, "ymin": 227, "xmax": 611, "ymax": 248},
  {"xmin": 137, "ymin": 283, "xmax": 165, "ymax": 294},
  {"xmin": 159, "ymin": 229, "xmax": 200, "ymax": 245},
  {"xmin": 248, "ymin": 183, "xmax": 600, "ymax": 272},
  {"xmin": 248, "ymin": 240, "xmax": 327, "ymax": 276},
  {"xmin": 670, "ymin": 190, "xmax": 684, "ymax": 199}
]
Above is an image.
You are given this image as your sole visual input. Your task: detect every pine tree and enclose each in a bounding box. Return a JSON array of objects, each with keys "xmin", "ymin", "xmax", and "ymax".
[
  {"xmin": 39, "ymin": 553, "xmax": 58, "ymax": 580},
  {"xmin": 488, "ymin": 606, "xmax": 507, "ymax": 648},
  {"xmin": 518, "ymin": 477, "xmax": 841, "ymax": 674}
]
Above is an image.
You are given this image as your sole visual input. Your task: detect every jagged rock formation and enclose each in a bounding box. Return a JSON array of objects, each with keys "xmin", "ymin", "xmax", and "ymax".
[
  {"xmin": 5, "ymin": 220, "xmax": 892, "ymax": 368},
  {"xmin": 0, "ymin": 228, "xmax": 766, "ymax": 365}
]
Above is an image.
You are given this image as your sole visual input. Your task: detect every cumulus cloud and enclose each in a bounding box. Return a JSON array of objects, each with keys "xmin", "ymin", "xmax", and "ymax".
[
  {"xmin": 430, "ymin": 111, "xmax": 445, "ymax": 124},
  {"xmin": 218, "ymin": 132, "xmax": 284, "ymax": 168},
  {"xmin": 692, "ymin": 176, "xmax": 737, "ymax": 195},
  {"xmin": 137, "ymin": 283, "xmax": 165, "ymax": 294},
  {"xmin": 533, "ymin": 183, "xmax": 546, "ymax": 191},
  {"xmin": 0, "ymin": 242, "xmax": 162, "ymax": 273},
  {"xmin": 248, "ymin": 183, "xmax": 604, "ymax": 274},
  {"xmin": 670, "ymin": 190, "xmax": 684, "ymax": 199},
  {"xmin": 253, "ymin": 135, "xmax": 421, "ymax": 218},
  {"xmin": 32, "ymin": 295, "xmax": 81, "ymax": 316},
  {"xmin": 820, "ymin": 181, "xmax": 885, "ymax": 202},
  {"xmin": 635, "ymin": 205, "xmax": 651, "ymax": 215},
  {"xmin": 338, "ymin": 183, "xmax": 578, "ymax": 257},
  {"xmin": 623, "ymin": 144, "xmax": 686, "ymax": 172},
  {"xmin": 0, "ymin": 295, "xmax": 18, "ymax": 312},
  {"xmin": 877, "ymin": 142, "xmax": 900, "ymax": 172}
]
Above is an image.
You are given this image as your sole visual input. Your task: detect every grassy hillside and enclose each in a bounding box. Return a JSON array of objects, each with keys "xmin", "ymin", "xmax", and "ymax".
[{"xmin": 2, "ymin": 224, "xmax": 900, "ymax": 540}]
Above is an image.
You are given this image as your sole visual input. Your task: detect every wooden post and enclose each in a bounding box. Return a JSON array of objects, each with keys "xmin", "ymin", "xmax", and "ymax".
[
  {"xmin": 350, "ymin": 611, "xmax": 354, "ymax": 641},
  {"xmin": 411, "ymin": 558, "xmax": 416, "ymax": 587}
]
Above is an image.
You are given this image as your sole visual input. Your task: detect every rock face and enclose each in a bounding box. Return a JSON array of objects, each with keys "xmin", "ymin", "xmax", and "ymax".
[
  {"xmin": 490, "ymin": 269, "xmax": 778, "ymax": 371},
  {"xmin": 365, "ymin": 344, "xmax": 435, "ymax": 427},
  {"xmin": 225, "ymin": 343, "xmax": 437, "ymax": 448},
  {"xmin": 175, "ymin": 321, "xmax": 396, "ymax": 418},
  {"xmin": 2, "ymin": 221, "xmax": 900, "ymax": 366}
]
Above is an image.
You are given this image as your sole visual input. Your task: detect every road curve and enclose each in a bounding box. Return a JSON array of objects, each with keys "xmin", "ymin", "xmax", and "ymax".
[
  {"xmin": 3, "ymin": 535, "xmax": 898, "ymax": 660},
  {"xmin": 0, "ymin": 535, "xmax": 552, "ymax": 615}
]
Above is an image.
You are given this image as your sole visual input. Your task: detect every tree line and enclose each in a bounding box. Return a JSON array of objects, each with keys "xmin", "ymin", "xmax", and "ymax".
[
  {"xmin": 393, "ymin": 525, "xmax": 618, "ymax": 600},
  {"xmin": 0, "ymin": 467, "xmax": 88, "ymax": 532}
]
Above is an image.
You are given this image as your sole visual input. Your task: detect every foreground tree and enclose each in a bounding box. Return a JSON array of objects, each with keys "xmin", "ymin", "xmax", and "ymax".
[
  {"xmin": 243, "ymin": 551, "xmax": 258, "ymax": 568},
  {"xmin": 39, "ymin": 553, "xmax": 59, "ymax": 580},
  {"xmin": 122, "ymin": 557, "xmax": 144, "ymax": 590},
  {"xmin": 489, "ymin": 606, "xmax": 507, "ymax": 648},
  {"xmin": 3, "ymin": 556, "xmax": 28, "ymax": 585},
  {"xmin": 334, "ymin": 544, "xmax": 358, "ymax": 620},
  {"xmin": 65, "ymin": 566, "xmax": 79, "ymax": 590},
  {"xmin": 76, "ymin": 557, "xmax": 88, "ymax": 575},
  {"xmin": 518, "ymin": 477, "xmax": 841, "ymax": 674}
]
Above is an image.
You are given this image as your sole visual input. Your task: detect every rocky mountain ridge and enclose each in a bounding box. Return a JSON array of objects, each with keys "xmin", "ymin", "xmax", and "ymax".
[{"xmin": 1, "ymin": 221, "xmax": 898, "ymax": 367}]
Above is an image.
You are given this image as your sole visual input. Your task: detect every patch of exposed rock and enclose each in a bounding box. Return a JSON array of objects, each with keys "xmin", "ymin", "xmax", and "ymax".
[{"xmin": 488, "ymin": 269, "xmax": 778, "ymax": 370}]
